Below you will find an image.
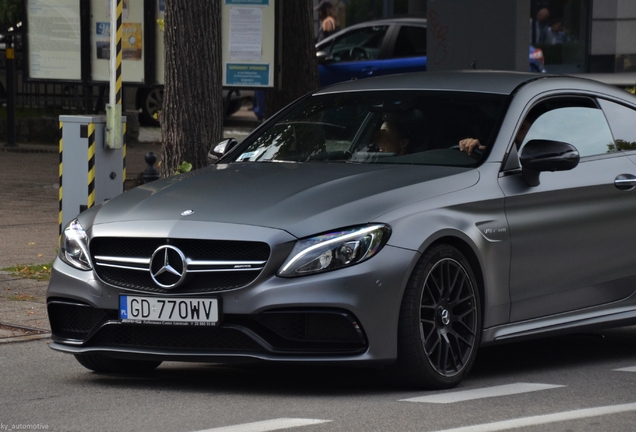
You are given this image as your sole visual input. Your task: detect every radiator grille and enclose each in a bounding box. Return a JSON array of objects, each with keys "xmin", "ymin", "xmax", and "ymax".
[{"xmin": 90, "ymin": 237, "xmax": 270, "ymax": 294}]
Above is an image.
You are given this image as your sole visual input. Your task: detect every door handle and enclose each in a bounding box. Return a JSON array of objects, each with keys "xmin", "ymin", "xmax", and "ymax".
[
  {"xmin": 362, "ymin": 67, "xmax": 378, "ymax": 76},
  {"xmin": 615, "ymin": 174, "xmax": 636, "ymax": 190}
]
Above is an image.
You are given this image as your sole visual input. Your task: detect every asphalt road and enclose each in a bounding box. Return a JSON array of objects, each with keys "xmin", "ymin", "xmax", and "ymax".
[{"xmin": 2, "ymin": 326, "xmax": 636, "ymax": 432}]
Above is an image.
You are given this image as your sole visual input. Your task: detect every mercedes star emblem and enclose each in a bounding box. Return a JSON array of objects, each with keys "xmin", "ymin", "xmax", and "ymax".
[{"xmin": 150, "ymin": 245, "xmax": 187, "ymax": 289}]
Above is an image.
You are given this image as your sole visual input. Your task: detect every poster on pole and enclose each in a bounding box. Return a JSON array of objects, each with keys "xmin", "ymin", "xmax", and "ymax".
[
  {"xmin": 222, "ymin": 0, "xmax": 276, "ymax": 88},
  {"xmin": 26, "ymin": 0, "xmax": 81, "ymax": 80},
  {"xmin": 90, "ymin": 0, "xmax": 145, "ymax": 83}
]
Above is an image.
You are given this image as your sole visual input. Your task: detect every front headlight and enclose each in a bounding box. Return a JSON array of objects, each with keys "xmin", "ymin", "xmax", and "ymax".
[
  {"xmin": 278, "ymin": 224, "xmax": 391, "ymax": 277},
  {"xmin": 59, "ymin": 219, "xmax": 92, "ymax": 270}
]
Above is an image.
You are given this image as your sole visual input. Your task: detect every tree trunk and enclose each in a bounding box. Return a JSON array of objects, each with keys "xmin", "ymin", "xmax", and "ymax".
[
  {"xmin": 160, "ymin": 0, "xmax": 223, "ymax": 176},
  {"xmin": 265, "ymin": 1, "xmax": 319, "ymax": 117}
]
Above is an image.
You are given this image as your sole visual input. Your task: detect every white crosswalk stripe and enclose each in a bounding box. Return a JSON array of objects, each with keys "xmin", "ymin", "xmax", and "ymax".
[
  {"xmin": 194, "ymin": 418, "xmax": 331, "ymax": 432},
  {"xmin": 429, "ymin": 402, "xmax": 636, "ymax": 432},
  {"xmin": 614, "ymin": 366, "xmax": 636, "ymax": 372},
  {"xmin": 400, "ymin": 382, "xmax": 565, "ymax": 404}
]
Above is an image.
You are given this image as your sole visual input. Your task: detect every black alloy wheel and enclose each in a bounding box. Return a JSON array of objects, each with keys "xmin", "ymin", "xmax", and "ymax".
[{"xmin": 394, "ymin": 244, "xmax": 482, "ymax": 389}]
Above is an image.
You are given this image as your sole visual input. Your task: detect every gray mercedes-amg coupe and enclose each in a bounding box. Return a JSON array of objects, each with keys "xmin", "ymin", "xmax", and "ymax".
[{"xmin": 48, "ymin": 70, "xmax": 636, "ymax": 389}]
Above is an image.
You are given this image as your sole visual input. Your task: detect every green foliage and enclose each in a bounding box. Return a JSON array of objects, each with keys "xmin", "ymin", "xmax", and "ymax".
[
  {"xmin": 615, "ymin": 140, "xmax": 636, "ymax": 151},
  {"xmin": 174, "ymin": 161, "xmax": 193, "ymax": 175},
  {"xmin": 0, "ymin": 0, "xmax": 23, "ymax": 32}
]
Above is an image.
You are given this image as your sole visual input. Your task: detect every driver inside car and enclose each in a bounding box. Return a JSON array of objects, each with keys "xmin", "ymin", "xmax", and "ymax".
[
  {"xmin": 374, "ymin": 121, "xmax": 411, "ymax": 155},
  {"xmin": 459, "ymin": 116, "xmax": 534, "ymax": 156}
]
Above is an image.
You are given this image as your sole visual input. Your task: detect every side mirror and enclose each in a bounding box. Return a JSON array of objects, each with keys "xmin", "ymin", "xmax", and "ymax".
[
  {"xmin": 316, "ymin": 50, "xmax": 333, "ymax": 65},
  {"xmin": 208, "ymin": 138, "xmax": 238, "ymax": 164},
  {"xmin": 519, "ymin": 139, "xmax": 580, "ymax": 186}
]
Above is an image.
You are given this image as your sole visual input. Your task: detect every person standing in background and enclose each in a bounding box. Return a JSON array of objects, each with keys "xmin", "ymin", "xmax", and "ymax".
[
  {"xmin": 315, "ymin": 0, "xmax": 340, "ymax": 42},
  {"xmin": 531, "ymin": 7, "xmax": 550, "ymax": 44}
]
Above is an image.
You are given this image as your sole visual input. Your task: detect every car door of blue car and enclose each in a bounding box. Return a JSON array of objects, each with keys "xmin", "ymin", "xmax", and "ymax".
[
  {"xmin": 319, "ymin": 58, "xmax": 387, "ymax": 87},
  {"xmin": 378, "ymin": 24, "xmax": 428, "ymax": 76}
]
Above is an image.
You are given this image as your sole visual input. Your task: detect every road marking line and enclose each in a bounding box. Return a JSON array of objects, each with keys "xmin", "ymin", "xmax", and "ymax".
[
  {"xmin": 614, "ymin": 366, "xmax": 636, "ymax": 372},
  {"xmin": 400, "ymin": 383, "xmax": 565, "ymax": 404},
  {"xmin": 194, "ymin": 418, "xmax": 331, "ymax": 432},
  {"xmin": 430, "ymin": 402, "xmax": 636, "ymax": 432}
]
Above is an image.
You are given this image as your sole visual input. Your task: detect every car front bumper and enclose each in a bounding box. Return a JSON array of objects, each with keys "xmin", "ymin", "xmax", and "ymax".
[{"xmin": 47, "ymin": 244, "xmax": 418, "ymax": 365}]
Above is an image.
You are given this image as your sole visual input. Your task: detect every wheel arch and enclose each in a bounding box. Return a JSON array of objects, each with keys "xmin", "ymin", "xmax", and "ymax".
[
  {"xmin": 391, "ymin": 234, "xmax": 485, "ymax": 388},
  {"xmin": 421, "ymin": 234, "xmax": 486, "ymax": 321}
]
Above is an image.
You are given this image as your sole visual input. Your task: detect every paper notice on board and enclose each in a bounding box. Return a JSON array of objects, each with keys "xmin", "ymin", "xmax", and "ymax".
[
  {"xmin": 229, "ymin": 7, "xmax": 263, "ymax": 61},
  {"xmin": 28, "ymin": 0, "xmax": 81, "ymax": 80},
  {"xmin": 122, "ymin": 23, "xmax": 142, "ymax": 60}
]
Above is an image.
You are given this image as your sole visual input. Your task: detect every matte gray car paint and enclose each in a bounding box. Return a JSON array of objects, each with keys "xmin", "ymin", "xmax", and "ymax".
[{"xmin": 48, "ymin": 70, "xmax": 636, "ymax": 366}]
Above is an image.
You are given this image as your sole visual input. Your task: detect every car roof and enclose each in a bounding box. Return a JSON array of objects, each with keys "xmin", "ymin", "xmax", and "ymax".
[
  {"xmin": 312, "ymin": 69, "xmax": 636, "ymax": 99},
  {"xmin": 316, "ymin": 17, "xmax": 426, "ymax": 47},
  {"xmin": 313, "ymin": 70, "xmax": 545, "ymax": 95},
  {"xmin": 346, "ymin": 17, "xmax": 427, "ymax": 27}
]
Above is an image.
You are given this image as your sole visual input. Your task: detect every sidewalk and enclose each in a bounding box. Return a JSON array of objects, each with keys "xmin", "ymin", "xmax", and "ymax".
[{"xmin": 0, "ymin": 107, "xmax": 259, "ymax": 341}]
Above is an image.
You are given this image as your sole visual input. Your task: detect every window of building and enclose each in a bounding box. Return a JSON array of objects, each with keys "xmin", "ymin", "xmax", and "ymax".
[{"xmin": 530, "ymin": 0, "xmax": 591, "ymax": 74}]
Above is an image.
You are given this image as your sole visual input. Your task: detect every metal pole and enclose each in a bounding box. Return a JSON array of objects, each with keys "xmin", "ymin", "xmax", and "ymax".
[
  {"xmin": 106, "ymin": 0, "xmax": 123, "ymax": 149},
  {"xmin": 4, "ymin": 33, "xmax": 17, "ymax": 147}
]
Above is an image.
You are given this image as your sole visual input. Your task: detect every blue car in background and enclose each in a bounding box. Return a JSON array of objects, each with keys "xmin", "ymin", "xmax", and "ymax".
[{"xmin": 316, "ymin": 18, "xmax": 545, "ymax": 87}]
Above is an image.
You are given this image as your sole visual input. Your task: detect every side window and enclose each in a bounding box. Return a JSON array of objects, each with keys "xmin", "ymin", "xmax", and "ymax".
[
  {"xmin": 598, "ymin": 99, "xmax": 636, "ymax": 152},
  {"xmin": 329, "ymin": 26, "xmax": 389, "ymax": 63},
  {"xmin": 521, "ymin": 104, "xmax": 616, "ymax": 157},
  {"xmin": 392, "ymin": 26, "xmax": 427, "ymax": 58}
]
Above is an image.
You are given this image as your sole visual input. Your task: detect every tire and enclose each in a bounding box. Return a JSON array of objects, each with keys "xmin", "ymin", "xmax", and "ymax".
[
  {"xmin": 393, "ymin": 244, "xmax": 482, "ymax": 389},
  {"xmin": 137, "ymin": 87, "xmax": 163, "ymax": 127},
  {"xmin": 74, "ymin": 353, "xmax": 162, "ymax": 373}
]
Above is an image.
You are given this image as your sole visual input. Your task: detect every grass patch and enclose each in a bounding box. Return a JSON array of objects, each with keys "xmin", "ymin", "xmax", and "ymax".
[{"xmin": 2, "ymin": 263, "xmax": 52, "ymax": 281}]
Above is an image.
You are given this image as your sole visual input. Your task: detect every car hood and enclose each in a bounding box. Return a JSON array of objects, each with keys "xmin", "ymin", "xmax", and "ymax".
[{"xmin": 92, "ymin": 163, "xmax": 478, "ymax": 238}]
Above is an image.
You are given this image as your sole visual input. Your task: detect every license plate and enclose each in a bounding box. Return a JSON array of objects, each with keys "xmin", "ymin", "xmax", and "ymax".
[{"xmin": 119, "ymin": 296, "xmax": 219, "ymax": 326}]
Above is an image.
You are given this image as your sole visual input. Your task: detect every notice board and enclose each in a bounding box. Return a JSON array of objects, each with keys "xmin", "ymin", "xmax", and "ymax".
[
  {"xmin": 222, "ymin": 0, "xmax": 277, "ymax": 88},
  {"xmin": 25, "ymin": 0, "xmax": 150, "ymax": 83},
  {"xmin": 89, "ymin": 0, "xmax": 145, "ymax": 83},
  {"xmin": 26, "ymin": 0, "xmax": 81, "ymax": 80},
  {"xmin": 25, "ymin": 0, "xmax": 277, "ymax": 88}
]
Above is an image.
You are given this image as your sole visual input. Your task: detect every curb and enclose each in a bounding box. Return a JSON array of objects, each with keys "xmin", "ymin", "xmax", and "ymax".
[
  {"xmin": 0, "ymin": 333, "xmax": 51, "ymax": 344},
  {"xmin": 0, "ymin": 322, "xmax": 51, "ymax": 344},
  {"xmin": 1, "ymin": 144, "xmax": 57, "ymax": 153}
]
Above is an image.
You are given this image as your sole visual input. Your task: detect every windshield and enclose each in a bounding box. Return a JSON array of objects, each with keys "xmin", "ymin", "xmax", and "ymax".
[{"xmin": 232, "ymin": 90, "xmax": 507, "ymax": 167}]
